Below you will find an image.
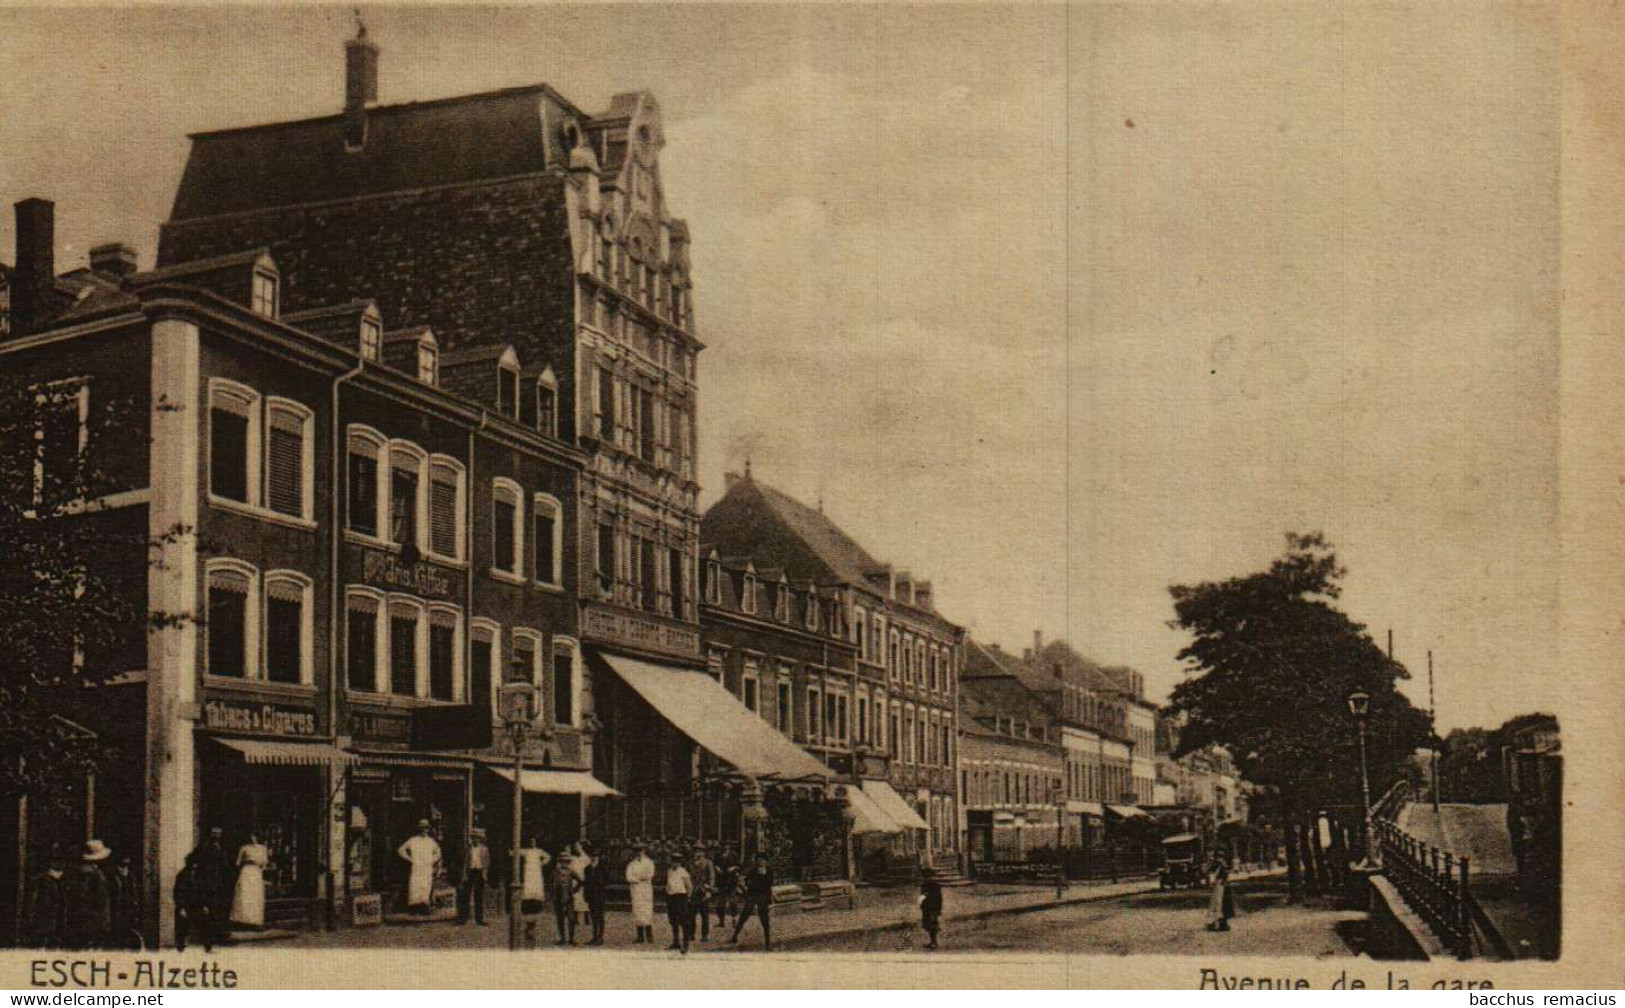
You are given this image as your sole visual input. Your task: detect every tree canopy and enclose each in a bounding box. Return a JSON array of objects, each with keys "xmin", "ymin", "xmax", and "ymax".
[{"xmin": 1165, "ymin": 532, "xmax": 1434, "ymax": 815}]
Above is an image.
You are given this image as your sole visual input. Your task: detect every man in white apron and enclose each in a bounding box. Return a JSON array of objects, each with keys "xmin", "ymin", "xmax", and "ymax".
[{"xmin": 398, "ymin": 820, "xmax": 442, "ymax": 914}]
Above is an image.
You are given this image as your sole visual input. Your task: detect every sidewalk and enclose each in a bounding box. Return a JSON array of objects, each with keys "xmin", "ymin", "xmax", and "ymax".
[{"xmin": 279, "ymin": 868, "xmax": 1284, "ymax": 951}]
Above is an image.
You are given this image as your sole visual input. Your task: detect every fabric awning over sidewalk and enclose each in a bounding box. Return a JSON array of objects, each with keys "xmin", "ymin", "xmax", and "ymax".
[
  {"xmin": 844, "ymin": 783, "xmax": 902, "ymax": 834},
  {"xmin": 1067, "ymin": 800, "xmax": 1105, "ymax": 816},
  {"xmin": 593, "ymin": 652, "xmax": 832, "ymax": 782},
  {"xmin": 1107, "ymin": 804, "xmax": 1149, "ymax": 818},
  {"xmin": 487, "ymin": 767, "xmax": 619, "ymax": 797},
  {"xmin": 861, "ymin": 779, "xmax": 929, "ymax": 831},
  {"xmin": 215, "ymin": 737, "xmax": 360, "ymax": 767}
]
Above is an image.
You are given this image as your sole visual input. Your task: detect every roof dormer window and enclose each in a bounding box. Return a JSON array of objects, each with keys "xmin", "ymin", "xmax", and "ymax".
[
  {"xmin": 252, "ymin": 269, "xmax": 279, "ymax": 318},
  {"xmin": 497, "ymin": 363, "xmax": 520, "ymax": 419},
  {"xmin": 536, "ymin": 366, "xmax": 558, "ymax": 437},
  {"xmin": 417, "ymin": 340, "xmax": 438, "ymax": 386},
  {"xmin": 359, "ymin": 318, "xmax": 381, "ymax": 361}
]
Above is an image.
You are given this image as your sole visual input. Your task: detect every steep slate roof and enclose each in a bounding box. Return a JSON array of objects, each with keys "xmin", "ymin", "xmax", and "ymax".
[
  {"xmin": 700, "ymin": 474, "xmax": 884, "ymax": 591},
  {"xmin": 170, "ymin": 86, "xmax": 576, "ymax": 221}
]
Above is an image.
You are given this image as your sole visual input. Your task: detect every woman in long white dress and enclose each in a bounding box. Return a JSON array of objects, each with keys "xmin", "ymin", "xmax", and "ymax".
[
  {"xmin": 229, "ymin": 833, "xmax": 269, "ymax": 928},
  {"xmin": 625, "ymin": 843, "xmax": 656, "ymax": 944},
  {"xmin": 567, "ymin": 843, "xmax": 590, "ymax": 925},
  {"xmin": 518, "ymin": 838, "xmax": 550, "ymax": 946}
]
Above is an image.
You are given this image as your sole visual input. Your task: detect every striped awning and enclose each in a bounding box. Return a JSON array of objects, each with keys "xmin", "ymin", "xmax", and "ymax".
[
  {"xmin": 844, "ymin": 782, "xmax": 902, "ymax": 835},
  {"xmin": 215, "ymin": 737, "xmax": 360, "ymax": 767},
  {"xmin": 487, "ymin": 767, "xmax": 619, "ymax": 797}
]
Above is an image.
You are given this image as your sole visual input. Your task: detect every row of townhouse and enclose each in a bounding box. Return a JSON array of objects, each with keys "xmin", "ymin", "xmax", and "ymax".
[{"xmin": 1, "ymin": 23, "xmax": 970, "ymax": 944}]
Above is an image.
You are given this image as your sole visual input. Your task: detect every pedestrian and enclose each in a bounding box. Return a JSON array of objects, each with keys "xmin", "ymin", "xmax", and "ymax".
[
  {"xmin": 109, "ymin": 857, "xmax": 144, "ymax": 950},
  {"xmin": 664, "ymin": 856, "xmax": 693, "ymax": 953},
  {"xmin": 397, "ymin": 819, "xmax": 442, "ymax": 916},
  {"xmin": 625, "ymin": 842, "xmax": 656, "ymax": 944},
  {"xmin": 461, "ymin": 828, "xmax": 490, "ymax": 925},
  {"xmin": 567, "ymin": 842, "xmax": 591, "ymax": 930},
  {"xmin": 230, "ymin": 832, "xmax": 268, "ymax": 928},
  {"xmin": 518, "ymin": 837, "xmax": 550, "ymax": 947},
  {"xmin": 1207, "ymin": 859, "xmax": 1235, "ymax": 932},
  {"xmin": 919, "ymin": 876, "xmax": 943, "ymax": 949},
  {"xmin": 550, "ymin": 854, "xmax": 580, "ymax": 945},
  {"xmin": 688, "ymin": 844, "xmax": 715, "ymax": 943},
  {"xmin": 581, "ymin": 842, "xmax": 609, "ymax": 945},
  {"xmin": 713, "ymin": 844, "xmax": 739, "ymax": 930},
  {"xmin": 62, "ymin": 839, "xmax": 113, "ymax": 950},
  {"xmin": 25, "ymin": 852, "xmax": 69, "ymax": 949},
  {"xmin": 728, "ymin": 853, "xmax": 775, "ymax": 951},
  {"xmin": 186, "ymin": 827, "xmax": 233, "ymax": 951}
]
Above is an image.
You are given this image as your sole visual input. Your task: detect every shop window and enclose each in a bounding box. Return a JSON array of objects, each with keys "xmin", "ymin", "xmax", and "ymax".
[
  {"xmin": 346, "ymin": 426, "xmax": 384, "ymax": 537},
  {"xmin": 428, "ymin": 457, "xmax": 463, "ymax": 561},
  {"xmin": 264, "ymin": 572, "xmax": 311, "ymax": 685},
  {"xmin": 533, "ymin": 493, "xmax": 561, "ymax": 588},
  {"xmin": 266, "ymin": 399, "xmax": 312, "ymax": 520},
  {"xmin": 206, "ymin": 560, "xmax": 255, "ymax": 679},
  {"xmin": 208, "ymin": 380, "xmax": 257, "ymax": 505},
  {"xmin": 389, "ymin": 603, "xmax": 420, "ymax": 697},
  {"xmin": 346, "ymin": 592, "xmax": 381, "ymax": 692},
  {"xmin": 552, "ymin": 638, "xmax": 577, "ymax": 726},
  {"xmin": 492, "ymin": 479, "xmax": 523, "ymax": 579},
  {"xmin": 428, "ymin": 610, "xmax": 457, "ymax": 702}
]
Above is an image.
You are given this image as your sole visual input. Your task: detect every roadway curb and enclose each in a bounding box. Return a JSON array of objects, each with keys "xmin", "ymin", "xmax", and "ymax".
[{"xmin": 774, "ymin": 869, "xmax": 1284, "ymax": 951}]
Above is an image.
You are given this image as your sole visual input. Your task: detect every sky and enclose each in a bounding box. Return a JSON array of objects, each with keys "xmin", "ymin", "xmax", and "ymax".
[{"xmin": 0, "ymin": 4, "xmax": 1561, "ymax": 731}]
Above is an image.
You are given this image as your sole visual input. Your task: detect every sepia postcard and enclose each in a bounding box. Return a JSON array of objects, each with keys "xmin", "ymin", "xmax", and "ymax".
[{"xmin": 0, "ymin": 0, "xmax": 1621, "ymax": 991}]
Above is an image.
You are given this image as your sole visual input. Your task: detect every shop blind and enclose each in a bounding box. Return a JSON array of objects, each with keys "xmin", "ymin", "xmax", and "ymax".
[
  {"xmin": 266, "ymin": 595, "xmax": 302, "ymax": 683},
  {"xmin": 266, "ymin": 423, "xmax": 303, "ymax": 517},
  {"xmin": 347, "ymin": 607, "xmax": 377, "ymax": 691},
  {"xmin": 207, "ymin": 584, "xmax": 247, "ymax": 678},
  {"xmin": 390, "ymin": 614, "xmax": 417, "ymax": 696},
  {"xmin": 428, "ymin": 623, "xmax": 455, "ymax": 701},
  {"xmin": 429, "ymin": 477, "xmax": 458, "ymax": 557}
]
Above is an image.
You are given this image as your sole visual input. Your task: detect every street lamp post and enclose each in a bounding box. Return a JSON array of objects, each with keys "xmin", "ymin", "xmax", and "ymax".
[
  {"xmin": 500, "ymin": 676, "xmax": 538, "ymax": 952},
  {"xmin": 1346, "ymin": 688, "xmax": 1380, "ymax": 870}
]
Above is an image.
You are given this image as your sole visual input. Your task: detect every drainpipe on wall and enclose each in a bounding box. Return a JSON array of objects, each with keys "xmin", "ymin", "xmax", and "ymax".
[
  {"xmin": 326, "ymin": 356, "xmax": 365, "ymax": 931},
  {"xmin": 466, "ymin": 413, "xmax": 488, "ymax": 855}
]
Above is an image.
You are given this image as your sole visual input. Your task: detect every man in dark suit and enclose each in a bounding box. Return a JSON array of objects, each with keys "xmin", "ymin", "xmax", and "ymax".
[
  {"xmin": 580, "ymin": 843, "xmax": 609, "ymax": 945},
  {"xmin": 728, "ymin": 853, "xmax": 775, "ymax": 951},
  {"xmin": 460, "ymin": 828, "xmax": 491, "ymax": 925}
]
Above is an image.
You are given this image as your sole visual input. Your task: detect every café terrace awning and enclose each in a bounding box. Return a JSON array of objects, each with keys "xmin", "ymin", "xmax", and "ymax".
[
  {"xmin": 844, "ymin": 782, "xmax": 902, "ymax": 835},
  {"xmin": 593, "ymin": 653, "xmax": 832, "ymax": 783},
  {"xmin": 487, "ymin": 767, "xmax": 619, "ymax": 798},
  {"xmin": 1107, "ymin": 804, "xmax": 1150, "ymax": 819},
  {"xmin": 861, "ymin": 779, "xmax": 929, "ymax": 831},
  {"xmin": 214, "ymin": 737, "xmax": 360, "ymax": 767},
  {"xmin": 1067, "ymin": 800, "xmax": 1106, "ymax": 816}
]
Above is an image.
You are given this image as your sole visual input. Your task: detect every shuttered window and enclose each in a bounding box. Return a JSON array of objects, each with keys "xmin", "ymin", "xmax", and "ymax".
[
  {"xmin": 266, "ymin": 408, "xmax": 306, "ymax": 518},
  {"xmin": 348, "ymin": 448, "xmax": 378, "ymax": 535},
  {"xmin": 552, "ymin": 649, "xmax": 573, "ymax": 726},
  {"xmin": 429, "ymin": 619, "xmax": 455, "ymax": 701},
  {"xmin": 207, "ymin": 574, "xmax": 249, "ymax": 678},
  {"xmin": 471, "ymin": 636, "xmax": 493, "ymax": 713},
  {"xmin": 210, "ymin": 407, "xmax": 249, "ymax": 502},
  {"xmin": 347, "ymin": 602, "xmax": 378, "ymax": 691},
  {"xmin": 493, "ymin": 496, "xmax": 517, "ymax": 573},
  {"xmin": 429, "ymin": 472, "xmax": 458, "ymax": 558},
  {"xmin": 390, "ymin": 610, "xmax": 417, "ymax": 696},
  {"xmin": 265, "ymin": 583, "xmax": 303, "ymax": 683}
]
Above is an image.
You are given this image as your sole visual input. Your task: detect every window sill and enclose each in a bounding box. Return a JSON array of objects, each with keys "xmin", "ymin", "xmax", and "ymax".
[
  {"xmin": 209, "ymin": 495, "xmax": 317, "ymax": 531},
  {"xmin": 425, "ymin": 552, "xmax": 469, "ymax": 570},
  {"xmin": 531, "ymin": 580, "xmax": 565, "ymax": 595},
  {"xmin": 344, "ymin": 530, "xmax": 396, "ymax": 551},
  {"xmin": 205, "ymin": 675, "xmax": 318, "ymax": 695},
  {"xmin": 343, "ymin": 690, "xmax": 465, "ymax": 707},
  {"xmin": 489, "ymin": 568, "xmax": 527, "ymax": 586}
]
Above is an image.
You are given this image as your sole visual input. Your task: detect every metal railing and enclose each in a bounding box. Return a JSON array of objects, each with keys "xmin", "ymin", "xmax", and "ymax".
[
  {"xmin": 1372, "ymin": 779, "xmax": 1414, "ymax": 826},
  {"xmin": 1375, "ymin": 819, "xmax": 1474, "ymax": 958}
]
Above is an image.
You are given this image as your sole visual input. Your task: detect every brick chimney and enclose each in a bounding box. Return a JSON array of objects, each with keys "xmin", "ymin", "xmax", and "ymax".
[
  {"xmin": 89, "ymin": 242, "xmax": 138, "ymax": 280},
  {"xmin": 344, "ymin": 20, "xmax": 379, "ymax": 151},
  {"xmin": 13, "ymin": 198, "xmax": 55, "ymax": 336}
]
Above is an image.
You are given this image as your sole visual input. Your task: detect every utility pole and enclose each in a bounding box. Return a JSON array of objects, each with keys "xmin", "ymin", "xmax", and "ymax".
[{"xmin": 1429, "ymin": 650, "xmax": 1441, "ymax": 812}]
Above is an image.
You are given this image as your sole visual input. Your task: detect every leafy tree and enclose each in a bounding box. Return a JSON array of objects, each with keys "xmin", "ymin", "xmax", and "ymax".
[
  {"xmin": 1436, "ymin": 712, "xmax": 1558, "ymax": 805},
  {"xmin": 1165, "ymin": 533, "xmax": 1434, "ymax": 893},
  {"xmin": 0, "ymin": 376, "xmax": 183, "ymax": 815}
]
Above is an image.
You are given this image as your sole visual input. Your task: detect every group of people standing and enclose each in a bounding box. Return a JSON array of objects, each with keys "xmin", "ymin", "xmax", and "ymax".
[{"xmin": 23, "ymin": 839, "xmax": 142, "ymax": 950}]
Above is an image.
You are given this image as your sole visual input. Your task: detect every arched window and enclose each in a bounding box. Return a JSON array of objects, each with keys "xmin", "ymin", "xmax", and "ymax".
[
  {"xmin": 491, "ymin": 478, "xmax": 524, "ymax": 581},
  {"xmin": 208, "ymin": 379, "xmax": 259, "ymax": 506},
  {"xmin": 387, "ymin": 597, "xmax": 426, "ymax": 697},
  {"xmin": 265, "ymin": 398, "xmax": 313, "ymax": 520},
  {"xmin": 205, "ymin": 558, "xmax": 258, "ymax": 680},
  {"xmin": 427, "ymin": 456, "xmax": 465, "ymax": 561},
  {"xmin": 511, "ymin": 629, "xmax": 544, "ymax": 722},
  {"xmin": 386, "ymin": 440, "xmax": 428, "ymax": 551},
  {"xmin": 536, "ymin": 366, "xmax": 558, "ymax": 438},
  {"xmin": 346, "ymin": 425, "xmax": 387, "ymax": 537},
  {"xmin": 345, "ymin": 588, "xmax": 386, "ymax": 693},
  {"xmin": 427, "ymin": 604, "xmax": 462, "ymax": 702},
  {"xmin": 532, "ymin": 492, "xmax": 562, "ymax": 588},
  {"xmin": 469, "ymin": 619, "xmax": 501, "ymax": 718},
  {"xmin": 551, "ymin": 637, "xmax": 579, "ymax": 726}
]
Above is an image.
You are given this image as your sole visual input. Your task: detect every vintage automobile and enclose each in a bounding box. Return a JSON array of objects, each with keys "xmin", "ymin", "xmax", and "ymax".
[{"xmin": 1159, "ymin": 833, "xmax": 1209, "ymax": 889}]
